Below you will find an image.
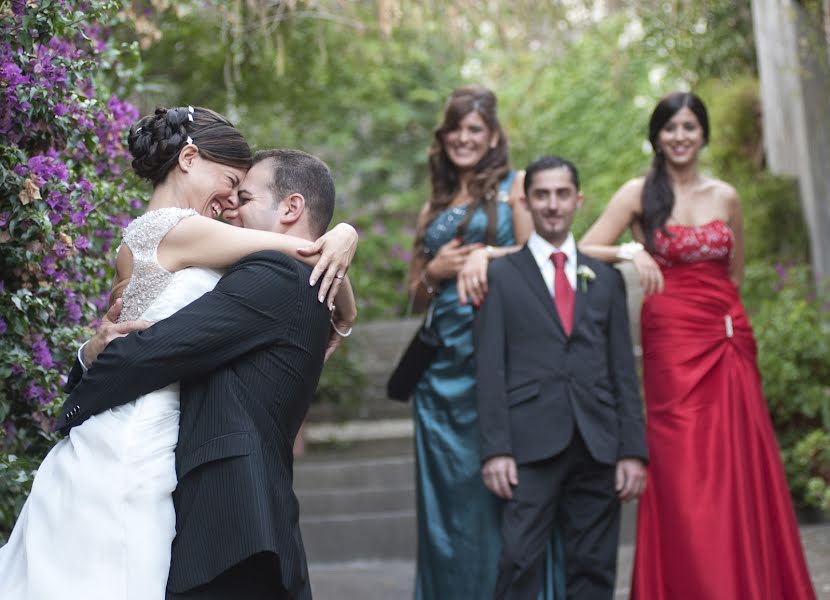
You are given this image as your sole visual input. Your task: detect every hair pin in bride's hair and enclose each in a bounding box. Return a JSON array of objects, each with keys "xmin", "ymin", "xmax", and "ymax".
[
  {"xmin": 186, "ymin": 136, "xmax": 193, "ymax": 145},
  {"xmin": 136, "ymin": 126, "xmax": 143, "ymax": 133},
  {"xmin": 187, "ymin": 106, "xmax": 194, "ymax": 122}
]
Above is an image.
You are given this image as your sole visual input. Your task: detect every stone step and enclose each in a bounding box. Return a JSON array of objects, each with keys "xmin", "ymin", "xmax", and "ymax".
[
  {"xmin": 294, "ymin": 455, "xmax": 415, "ymax": 491},
  {"xmin": 300, "ymin": 484, "xmax": 416, "ymax": 516},
  {"xmin": 301, "ymin": 510, "xmax": 417, "ymax": 562},
  {"xmin": 300, "ymin": 500, "xmax": 636, "ymax": 564}
]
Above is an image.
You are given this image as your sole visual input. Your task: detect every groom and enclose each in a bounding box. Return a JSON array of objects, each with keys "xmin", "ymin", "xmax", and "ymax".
[
  {"xmin": 58, "ymin": 149, "xmax": 346, "ymax": 599},
  {"xmin": 474, "ymin": 155, "xmax": 648, "ymax": 600}
]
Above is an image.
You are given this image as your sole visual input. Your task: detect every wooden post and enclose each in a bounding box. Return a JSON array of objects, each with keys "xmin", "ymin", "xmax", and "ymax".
[{"xmin": 752, "ymin": 0, "xmax": 830, "ymax": 281}]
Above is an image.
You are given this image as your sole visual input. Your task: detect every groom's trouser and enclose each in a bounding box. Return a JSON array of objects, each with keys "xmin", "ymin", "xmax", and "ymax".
[
  {"xmin": 166, "ymin": 552, "xmax": 304, "ymax": 600},
  {"xmin": 493, "ymin": 429, "xmax": 621, "ymax": 600}
]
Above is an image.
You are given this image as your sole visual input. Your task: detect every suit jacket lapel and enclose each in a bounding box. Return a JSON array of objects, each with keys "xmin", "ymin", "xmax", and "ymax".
[{"xmin": 510, "ymin": 246, "xmax": 567, "ymax": 339}]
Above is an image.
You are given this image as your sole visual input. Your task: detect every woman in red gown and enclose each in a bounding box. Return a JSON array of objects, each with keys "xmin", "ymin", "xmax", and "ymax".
[{"xmin": 579, "ymin": 92, "xmax": 815, "ymax": 599}]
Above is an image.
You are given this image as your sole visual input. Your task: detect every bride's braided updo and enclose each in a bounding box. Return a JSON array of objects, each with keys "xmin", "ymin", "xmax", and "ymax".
[{"xmin": 127, "ymin": 106, "xmax": 252, "ymax": 186}]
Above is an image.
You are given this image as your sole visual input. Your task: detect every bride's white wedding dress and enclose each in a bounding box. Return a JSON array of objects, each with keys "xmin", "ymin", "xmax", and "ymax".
[{"xmin": 0, "ymin": 207, "xmax": 221, "ymax": 600}]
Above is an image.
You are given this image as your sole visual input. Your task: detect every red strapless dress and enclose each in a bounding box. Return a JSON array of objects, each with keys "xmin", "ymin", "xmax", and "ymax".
[{"xmin": 630, "ymin": 220, "xmax": 815, "ymax": 600}]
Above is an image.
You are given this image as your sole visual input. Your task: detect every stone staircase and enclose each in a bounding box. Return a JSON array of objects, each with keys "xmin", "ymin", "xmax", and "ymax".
[
  {"xmin": 295, "ymin": 430, "xmax": 637, "ymax": 564},
  {"xmin": 295, "ymin": 437, "xmax": 417, "ymax": 563}
]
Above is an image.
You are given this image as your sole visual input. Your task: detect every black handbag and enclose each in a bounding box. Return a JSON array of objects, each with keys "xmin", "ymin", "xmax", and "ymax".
[{"xmin": 386, "ymin": 303, "xmax": 442, "ymax": 402}]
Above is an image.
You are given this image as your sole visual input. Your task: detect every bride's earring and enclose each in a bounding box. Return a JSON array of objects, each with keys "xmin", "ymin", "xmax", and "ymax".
[{"xmin": 212, "ymin": 205, "xmax": 221, "ymax": 217}]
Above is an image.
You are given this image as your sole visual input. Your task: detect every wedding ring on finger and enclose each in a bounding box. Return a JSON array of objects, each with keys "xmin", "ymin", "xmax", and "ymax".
[{"xmin": 334, "ymin": 273, "xmax": 345, "ymax": 280}]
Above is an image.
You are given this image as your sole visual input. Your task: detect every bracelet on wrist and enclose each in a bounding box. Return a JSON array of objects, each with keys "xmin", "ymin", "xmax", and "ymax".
[
  {"xmin": 330, "ymin": 317, "xmax": 353, "ymax": 337},
  {"xmin": 616, "ymin": 241, "xmax": 645, "ymax": 261}
]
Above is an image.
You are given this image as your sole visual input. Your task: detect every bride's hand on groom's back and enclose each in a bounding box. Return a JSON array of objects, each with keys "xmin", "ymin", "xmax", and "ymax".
[{"xmin": 82, "ymin": 298, "xmax": 153, "ymax": 367}]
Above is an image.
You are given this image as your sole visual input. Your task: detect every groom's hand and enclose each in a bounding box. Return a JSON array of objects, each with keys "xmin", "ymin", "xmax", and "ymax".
[
  {"xmin": 482, "ymin": 455, "xmax": 518, "ymax": 500},
  {"xmin": 82, "ymin": 299, "xmax": 153, "ymax": 367},
  {"xmin": 616, "ymin": 458, "xmax": 647, "ymax": 502}
]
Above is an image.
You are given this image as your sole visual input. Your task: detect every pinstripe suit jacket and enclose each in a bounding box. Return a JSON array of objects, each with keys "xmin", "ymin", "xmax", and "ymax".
[{"xmin": 59, "ymin": 250, "xmax": 331, "ymax": 598}]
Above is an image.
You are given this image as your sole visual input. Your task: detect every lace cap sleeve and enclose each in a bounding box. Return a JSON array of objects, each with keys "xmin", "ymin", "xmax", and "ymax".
[
  {"xmin": 117, "ymin": 207, "xmax": 198, "ymax": 322},
  {"xmin": 122, "ymin": 207, "xmax": 198, "ymax": 259}
]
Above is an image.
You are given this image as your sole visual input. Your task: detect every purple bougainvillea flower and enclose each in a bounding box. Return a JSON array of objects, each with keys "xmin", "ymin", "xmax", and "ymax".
[
  {"xmin": 25, "ymin": 383, "xmax": 45, "ymax": 402},
  {"xmin": 3, "ymin": 421, "xmax": 17, "ymax": 442},
  {"xmin": 52, "ymin": 239, "xmax": 70, "ymax": 258},
  {"xmin": 32, "ymin": 336, "xmax": 54, "ymax": 368}
]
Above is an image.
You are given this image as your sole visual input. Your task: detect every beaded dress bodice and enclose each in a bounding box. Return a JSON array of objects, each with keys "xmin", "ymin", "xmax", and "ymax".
[
  {"xmin": 651, "ymin": 219, "xmax": 733, "ymax": 268},
  {"xmin": 117, "ymin": 207, "xmax": 198, "ymax": 322}
]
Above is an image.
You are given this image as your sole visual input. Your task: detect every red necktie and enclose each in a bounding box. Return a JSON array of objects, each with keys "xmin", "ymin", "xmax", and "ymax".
[{"xmin": 551, "ymin": 252, "xmax": 574, "ymax": 335}]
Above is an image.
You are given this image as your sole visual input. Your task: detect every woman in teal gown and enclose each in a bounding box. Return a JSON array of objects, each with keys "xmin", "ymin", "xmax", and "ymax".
[{"xmin": 407, "ymin": 85, "xmax": 564, "ymax": 599}]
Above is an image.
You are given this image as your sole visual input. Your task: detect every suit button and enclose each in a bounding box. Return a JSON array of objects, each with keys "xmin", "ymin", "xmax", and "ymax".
[{"xmin": 64, "ymin": 413, "xmax": 70, "ymax": 420}]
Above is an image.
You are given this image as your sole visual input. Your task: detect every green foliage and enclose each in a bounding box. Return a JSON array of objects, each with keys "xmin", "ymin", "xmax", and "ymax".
[
  {"xmin": 314, "ymin": 344, "xmax": 367, "ymax": 419},
  {"xmin": 786, "ymin": 430, "xmax": 830, "ymax": 518},
  {"xmin": 0, "ymin": 454, "xmax": 39, "ymax": 534},
  {"xmin": 746, "ymin": 264, "xmax": 830, "ymax": 512},
  {"xmin": 631, "ymin": 0, "xmax": 757, "ymax": 85},
  {"xmin": 349, "ymin": 213, "xmax": 415, "ymax": 319}
]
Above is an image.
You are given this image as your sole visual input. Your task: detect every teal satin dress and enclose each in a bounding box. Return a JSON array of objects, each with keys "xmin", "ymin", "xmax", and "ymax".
[{"xmin": 413, "ymin": 178, "xmax": 565, "ymax": 600}]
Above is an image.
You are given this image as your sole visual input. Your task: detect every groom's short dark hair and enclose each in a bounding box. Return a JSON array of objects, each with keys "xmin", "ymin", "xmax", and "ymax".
[
  {"xmin": 253, "ymin": 149, "xmax": 335, "ymax": 237},
  {"xmin": 524, "ymin": 155, "xmax": 580, "ymax": 196}
]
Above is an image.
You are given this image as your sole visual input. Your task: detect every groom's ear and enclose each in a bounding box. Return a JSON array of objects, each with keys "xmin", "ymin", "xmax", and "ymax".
[{"xmin": 278, "ymin": 193, "xmax": 306, "ymax": 226}]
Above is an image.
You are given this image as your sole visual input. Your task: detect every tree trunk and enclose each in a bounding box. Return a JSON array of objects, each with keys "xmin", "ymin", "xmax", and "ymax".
[{"xmin": 752, "ymin": 0, "xmax": 830, "ymax": 282}]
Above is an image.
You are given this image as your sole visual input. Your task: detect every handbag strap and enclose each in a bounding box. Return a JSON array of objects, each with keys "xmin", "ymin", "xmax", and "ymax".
[{"xmin": 424, "ymin": 300, "xmax": 437, "ymax": 329}]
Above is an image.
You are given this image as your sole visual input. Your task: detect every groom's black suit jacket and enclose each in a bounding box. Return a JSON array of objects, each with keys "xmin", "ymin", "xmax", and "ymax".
[
  {"xmin": 474, "ymin": 246, "xmax": 647, "ymax": 467},
  {"xmin": 58, "ymin": 250, "xmax": 331, "ymax": 598}
]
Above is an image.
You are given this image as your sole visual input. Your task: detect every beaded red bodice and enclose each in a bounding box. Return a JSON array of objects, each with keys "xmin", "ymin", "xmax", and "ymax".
[{"xmin": 651, "ymin": 219, "xmax": 733, "ymax": 268}]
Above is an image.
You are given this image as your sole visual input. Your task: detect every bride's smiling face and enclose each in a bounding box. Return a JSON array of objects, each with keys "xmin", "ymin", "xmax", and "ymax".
[{"xmin": 183, "ymin": 151, "xmax": 247, "ymax": 217}]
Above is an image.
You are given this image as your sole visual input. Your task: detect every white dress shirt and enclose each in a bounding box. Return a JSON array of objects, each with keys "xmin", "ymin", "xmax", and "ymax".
[
  {"xmin": 526, "ymin": 231, "xmax": 577, "ymax": 298},
  {"xmin": 77, "ymin": 341, "xmax": 89, "ymax": 371}
]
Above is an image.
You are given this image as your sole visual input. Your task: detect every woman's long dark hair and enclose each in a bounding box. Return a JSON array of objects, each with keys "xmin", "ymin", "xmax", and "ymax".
[
  {"xmin": 414, "ymin": 85, "xmax": 510, "ymax": 253},
  {"xmin": 640, "ymin": 92, "xmax": 710, "ymax": 249}
]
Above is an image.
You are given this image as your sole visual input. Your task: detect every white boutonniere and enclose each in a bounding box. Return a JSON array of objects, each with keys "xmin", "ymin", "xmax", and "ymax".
[{"xmin": 576, "ymin": 265, "xmax": 596, "ymax": 293}]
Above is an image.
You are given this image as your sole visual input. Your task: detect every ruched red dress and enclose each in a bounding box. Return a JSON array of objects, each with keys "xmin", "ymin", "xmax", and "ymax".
[{"xmin": 631, "ymin": 220, "xmax": 815, "ymax": 600}]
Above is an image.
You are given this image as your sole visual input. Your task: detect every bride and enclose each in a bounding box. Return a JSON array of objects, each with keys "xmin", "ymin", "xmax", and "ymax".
[{"xmin": 0, "ymin": 106, "xmax": 358, "ymax": 599}]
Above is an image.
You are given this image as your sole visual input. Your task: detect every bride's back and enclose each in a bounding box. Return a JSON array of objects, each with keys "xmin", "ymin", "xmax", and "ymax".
[{"xmin": 115, "ymin": 207, "xmax": 221, "ymax": 324}]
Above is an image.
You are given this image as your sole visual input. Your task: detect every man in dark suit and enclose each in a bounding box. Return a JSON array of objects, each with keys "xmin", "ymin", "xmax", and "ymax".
[
  {"xmin": 57, "ymin": 149, "xmax": 353, "ymax": 600},
  {"xmin": 474, "ymin": 155, "xmax": 648, "ymax": 600}
]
